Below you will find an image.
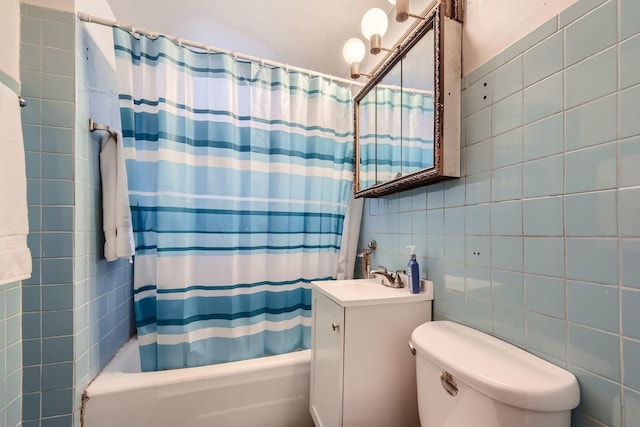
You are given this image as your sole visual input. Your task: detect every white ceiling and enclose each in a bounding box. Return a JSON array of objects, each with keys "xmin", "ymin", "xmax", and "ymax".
[{"xmin": 105, "ymin": 0, "xmax": 402, "ymax": 79}]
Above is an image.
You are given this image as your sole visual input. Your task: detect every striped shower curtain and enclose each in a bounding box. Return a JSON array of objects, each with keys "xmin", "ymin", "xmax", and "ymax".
[{"xmin": 113, "ymin": 28, "xmax": 354, "ymax": 371}]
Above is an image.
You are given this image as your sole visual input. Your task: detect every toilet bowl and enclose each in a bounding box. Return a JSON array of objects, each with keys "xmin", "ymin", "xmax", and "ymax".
[{"xmin": 411, "ymin": 321, "xmax": 580, "ymax": 427}]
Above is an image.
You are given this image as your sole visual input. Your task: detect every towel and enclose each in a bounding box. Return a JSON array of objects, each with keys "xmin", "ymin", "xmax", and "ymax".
[
  {"xmin": 0, "ymin": 82, "xmax": 31, "ymax": 285},
  {"xmin": 100, "ymin": 129, "xmax": 135, "ymax": 262}
]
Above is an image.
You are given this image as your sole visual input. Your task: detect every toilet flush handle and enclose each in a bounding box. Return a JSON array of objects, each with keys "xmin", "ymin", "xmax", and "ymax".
[{"xmin": 408, "ymin": 341, "xmax": 416, "ymax": 356}]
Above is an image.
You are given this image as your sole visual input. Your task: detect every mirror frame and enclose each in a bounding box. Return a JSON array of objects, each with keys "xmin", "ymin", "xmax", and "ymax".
[{"xmin": 353, "ymin": 2, "xmax": 462, "ymax": 198}]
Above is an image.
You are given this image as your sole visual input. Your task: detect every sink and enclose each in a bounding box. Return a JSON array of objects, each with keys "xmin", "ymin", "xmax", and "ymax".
[{"xmin": 311, "ymin": 278, "xmax": 434, "ymax": 307}]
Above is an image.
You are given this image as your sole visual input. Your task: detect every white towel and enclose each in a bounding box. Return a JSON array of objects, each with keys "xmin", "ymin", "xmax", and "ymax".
[
  {"xmin": 100, "ymin": 129, "xmax": 135, "ymax": 262},
  {"xmin": 0, "ymin": 82, "xmax": 31, "ymax": 285}
]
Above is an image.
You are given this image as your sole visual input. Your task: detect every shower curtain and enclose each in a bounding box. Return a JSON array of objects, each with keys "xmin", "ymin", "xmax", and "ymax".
[{"xmin": 113, "ymin": 27, "xmax": 354, "ymax": 371}]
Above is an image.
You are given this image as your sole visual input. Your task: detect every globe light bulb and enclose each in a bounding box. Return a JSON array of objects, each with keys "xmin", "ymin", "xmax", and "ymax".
[
  {"xmin": 388, "ymin": 0, "xmax": 396, "ymax": 4},
  {"xmin": 342, "ymin": 38, "xmax": 366, "ymax": 64},
  {"xmin": 361, "ymin": 8, "xmax": 389, "ymax": 40}
]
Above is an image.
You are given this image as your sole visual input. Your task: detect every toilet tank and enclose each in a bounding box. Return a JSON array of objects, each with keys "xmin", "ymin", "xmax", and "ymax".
[{"xmin": 411, "ymin": 321, "xmax": 580, "ymax": 427}]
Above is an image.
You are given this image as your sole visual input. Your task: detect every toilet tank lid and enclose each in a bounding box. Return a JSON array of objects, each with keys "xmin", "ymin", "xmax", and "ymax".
[{"xmin": 411, "ymin": 321, "xmax": 580, "ymax": 412}]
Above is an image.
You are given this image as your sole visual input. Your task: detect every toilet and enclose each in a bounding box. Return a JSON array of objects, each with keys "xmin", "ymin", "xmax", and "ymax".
[{"xmin": 411, "ymin": 321, "xmax": 580, "ymax": 427}]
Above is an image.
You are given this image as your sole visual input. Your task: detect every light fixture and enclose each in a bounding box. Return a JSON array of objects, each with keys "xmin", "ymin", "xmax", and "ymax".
[
  {"xmin": 342, "ymin": 38, "xmax": 370, "ymax": 79},
  {"xmin": 361, "ymin": 8, "xmax": 392, "ymax": 55},
  {"xmin": 390, "ymin": 0, "xmax": 426, "ymax": 22}
]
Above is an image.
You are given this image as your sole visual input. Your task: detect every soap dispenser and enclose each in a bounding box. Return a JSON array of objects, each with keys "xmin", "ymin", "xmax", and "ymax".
[{"xmin": 406, "ymin": 246, "xmax": 420, "ymax": 294}]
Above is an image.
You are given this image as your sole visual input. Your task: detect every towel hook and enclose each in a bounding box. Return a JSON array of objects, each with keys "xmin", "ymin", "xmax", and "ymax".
[{"xmin": 18, "ymin": 96, "xmax": 27, "ymax": 108}]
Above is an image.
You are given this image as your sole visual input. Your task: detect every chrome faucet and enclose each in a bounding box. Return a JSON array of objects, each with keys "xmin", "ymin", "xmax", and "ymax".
[{"xmin": 369, "ymin": 266, "xmax": 405, "ymax": 288}]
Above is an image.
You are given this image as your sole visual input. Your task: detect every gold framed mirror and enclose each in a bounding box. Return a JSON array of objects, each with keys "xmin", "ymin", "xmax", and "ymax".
[{"xmin": 354, "ymin": 2, "xmax": 462, "ymax": 198}]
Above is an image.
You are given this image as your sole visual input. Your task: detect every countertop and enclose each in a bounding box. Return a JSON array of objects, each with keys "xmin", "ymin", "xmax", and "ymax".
[{"xmin": 311, "ymin": 278, "xmax": 434, "ymax": 307}]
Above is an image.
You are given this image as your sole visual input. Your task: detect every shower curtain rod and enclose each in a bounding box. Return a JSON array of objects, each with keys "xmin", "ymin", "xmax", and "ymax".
[{"xmin": 77, "ymin": 12, "xmax": 362, "ymax": 88}]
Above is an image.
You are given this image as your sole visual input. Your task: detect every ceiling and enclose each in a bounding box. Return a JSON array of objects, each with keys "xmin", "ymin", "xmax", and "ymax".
[{"xmin": 105, "ymin": 0, "xmax": 402, "ymax": 79}]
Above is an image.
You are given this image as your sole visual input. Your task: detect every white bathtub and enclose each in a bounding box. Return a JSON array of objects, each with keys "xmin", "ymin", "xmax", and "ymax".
[{"xmin": 81, "ymin": 337, "xmax": 314, "ymax": 427}]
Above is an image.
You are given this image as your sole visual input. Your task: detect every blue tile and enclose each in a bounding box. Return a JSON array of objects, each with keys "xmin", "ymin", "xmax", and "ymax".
[
  {"xmin": 444, "ymin": 264, "xmax": 465, "ymax": 292},
  {"xmin": 42, "ymin": 387, "xmax": 73, "ymax": 417},
  {"xmin": 465, "ymin": 139, "xmax": 491, "ymax": 175},
  {"xmin": 620, "ymin": 34, "xmax": 640, "ymax": 90},
  {"xmin": 523, "ymin": 196, "xmax": 563, "ymax": 236},
  {"xmin": 492, "ymin": 128, "xmax": 522, "ymax": 169},
  {"xmin": 622, "ymin": 240, "xmax": 640, "ymax": 289},
  {"xmin": 22, "ymin": 312, "xmax": 41, "ymax": 339},
  {"xmin": 427, "ymin": 209, "xmax": 444, "ymax": 235},
  {"xmin": 412, "ymin": 188, "xmax": 427, "ymax": 211},
  {"xmin": 527, "ymin": 312, "xmax": 566, "ymax": 361},
  {"xmin": 565, "ymin": 190, "xmax": 617, "ymax": 237},
  {"xmin": 524, "ymin": 32, "xmax": 563, "ymax": 87},
  {"xmin": 566, "ymin": 238, "xmax": 618, "ymax": 285},
  {"xmin": 42, "ymin": 206, "xmax": 73, "ymax": 231},
  {"xmin": 442, "ymin": 289, "xmax": 467, "ymax": 322},
  {"xmin": 620, "ymin": 0, "xmax": 640, "ymax": 40},
  {"xmin": 42, "ymin": 362, "xmax": 73, "ymax": 391},
  {"xmin": 426, "ymin": 235, "xmax": 444, "ymax": 259},
  {"xmin": 492, "ymin": 92, "xmax": 522, "ymax": 135},
  {"xmin": 22, "ymin": 97, "xmax": 42, "ymax": 125},
  {"xmin": 570, "ymin": 324, "xmax": 620, "ymax": 381},
  {"xmin": 42, "ymin": 73, "xmax": 75, "ymax": 103},
  {"xmin": 559, "ymin": 0, "xmax": 607, "ymax": 27},
  {"xmin": 493, "ymin": 303, "xmax": 525, "ymax": 345},
  {"xmin": 42, "ymin": 284, "xmax": 73, "ymax": 311},
  {"xmin": 22, "ymin": 392, "xmax": 41, "ymax": 421},
  {"xmin": 23, "ymin": 365, "xmax": 41, "ymax": 394},
  {"xmin": 491, "ymin": 236, "xmax": 523, "ymax": 272},
  {"xmin": 22, "ymin": 285, "xmax": 41, "ymax": 312},
  {"xmin": 42, "ymin": 232, "xmax": 73, "ymax": 258},
  {"xmin": 466, "ymin": 266, "xmax": 492, "ymax": 299},
  {"xmin": 42, "ymin": 336, "xmax": 73, "ymax": 364},
  {"xmin": 23, "ymin": 124, "xmax": 41, "ymax": 152},
  {"xmin": 462, "ymin": 77, "xmax": 492, "ymax": 117},
  {"xmin": 42, "ymin": 127, "xmax": 73, "ymax": 154},
  {"xmin": 492, "ymin": 56, "xmax": 522, "ymax": 101},
  {"xmin": 465, "ymin": 172, "xmax": 491, "ymax": 205},
  {"xmin": 467, "ymin": 56, "xmax": 503, "ymax": 86},
  {"xmin": 42, "ymin": 310, "xmax": 73, "ymax": 337},
  {"xmin": 622, "ymin": 289, "xmax": 640, "ymax": 339},
  {"xmin": 42, "ymin": 47, "xmax": 75, "ymax": 77},
  {"xmin": 42, "ymin": 100, "xmax": 74, "ymax": 128},
  {"xmin": 426, "ymin": 182, "xmax": 444, "ymax": 209},
  {"xmin": 567, "ymin": 281, "xmax": 619, "ymax": 332},
  {"xmin": 492, "ymin": 269, "xmax": 524, "ymax": 307},
  {"xmin": 523, "ymin": 113, "xmax": 563, "ymax": 161},
  {"xmin": 620, "ymin": 84, "xmax": 640, "ymax": 139},
  {"xmin": 22, "ymin": 339, "xmax": 42, "ymax": 366},
  {"xmin": 566, "ymin": 94, "xmax": 617, "ymax": 151},
  {"xmin": 492, "ymin": 164, "xmax": 522, "ymax": 202},
  {"xmin": 42, "ymin": 180, "xmax": 73, "ymax": 206},
  {"xmin": 565, "ymin": 1, "xmax": 617, "ymax": 66},
  {"xmin": 464, "ymin": 107, "xmax": 492, "ymax": 146},
  {"xmin": 444, "ymin": 179, "xmax": 466, "ymax": 207},
  {"xmin": 621, "ymin": 136, "xmax": 640, "ymax": 187},
  {"xmin": 42, "ymin": 20, "xmax": 74, "ymax": 50},
  {"xmin": 625, "ymin": 387, "xmax": 640, "ymax": 425},
  {"xmin": 491, "ymin": 200, "xmax": 522, "ymax": 236},
  {"xmin": 25, "ymin": 151, "xmax": 41, "ymax": 179},
  {"xmin": 41, "ymin": 415, "xmax": 73, "ymax": 427},
  {"xmin": 466, "ymin": 296, "xmax": 493, "ymax": 333},
  {"xmin": 21, "ymin": 15, "xmax": 41, "ymax": 44},
  {"xmin": 465, "ymin": 204, "xmax": 490, "ymax": 235},
  {"xmin": 565, "ymin": 143, "xmax": 617, "ymax": 193},
  {"xmin": 27, "ymin": 5, "xmax": 74, "ymax": 23},
  {"xmin": 524, "ymin": 72, "xmax": 563, "ymax": 124},
  {"xmin": 27, "ymin": 178, "xmax": 41, "ymax": 205},
  {"xmin": 42, "ymin": 258, "xmax": 73, "ymax": 284},
  {"xmin": 570, "ymin": 367, "xmax": 621, "ymax": 426},
  {"xmin": 620, "ymin": 187, "xmax": 640, "ymax": 237},
  {"xmin": 523, "ymin": 155, "xmax": 563, "ymax": 197},
  {"xmin": 524, "ymin": 237, "xmax": 564, "ymax": 277},
  {"xmin": 565, "ymin": 47, "xmax": 617, "ymax": 109},
  {"xmin": 444, "ymin": 235, "xmax": 465, "ymax": 263},
  {"xmin": 525, "ymin": 274, "xmax": 565, "ymax": 318},
  {"xmin": 21, "ymin": 42, "xmax": 42, "ymax": 72},
  {"xmin": 444, "ymin": 207, "xmax": 465, "ymax": 235},
  {"xmin": 465, "ymin": 236, "xmax": 491, "ymax": 267},
  {"xmin": 398, "ymin": 212, "xmax": 412, "ymax": 234},
  {"xmin": 21, "ymin": 69, "xmax": 43, "ymax": 98},
  {"xmin": 411, "ymin": 212, "xmax": 427, "ymax": 234}
]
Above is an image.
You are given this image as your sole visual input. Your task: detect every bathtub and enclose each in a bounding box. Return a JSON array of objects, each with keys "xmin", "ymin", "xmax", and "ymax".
[{"xmin": 81, "ymin": 337, "xmax": 314, "ymax": 427}]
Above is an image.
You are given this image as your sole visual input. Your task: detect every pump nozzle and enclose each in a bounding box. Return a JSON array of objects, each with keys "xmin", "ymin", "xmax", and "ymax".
[{"xmin": 407, "ymin": 245, "xmax": 416, "ymax": 255}]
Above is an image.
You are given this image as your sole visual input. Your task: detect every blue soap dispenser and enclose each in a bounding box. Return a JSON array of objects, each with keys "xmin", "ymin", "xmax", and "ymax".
[{"xmin": 407, "ymin": 245, "xmax": 420, "ymax": 294}]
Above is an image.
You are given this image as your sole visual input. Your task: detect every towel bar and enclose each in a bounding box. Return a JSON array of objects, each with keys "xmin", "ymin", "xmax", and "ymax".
[{"xmin": 89, "ymin": 119, "xmax": 116, "ymax": 137}]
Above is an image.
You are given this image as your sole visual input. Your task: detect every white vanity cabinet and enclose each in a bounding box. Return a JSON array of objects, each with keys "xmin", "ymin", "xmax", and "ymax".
[{"xmin": 309, "ymin": 279, "xmax": 433, "ymax": 427}]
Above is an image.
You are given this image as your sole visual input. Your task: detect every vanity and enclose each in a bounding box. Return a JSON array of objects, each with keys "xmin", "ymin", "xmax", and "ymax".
[{"xmin": 309, "ymin": 279, "xmax": 433, "ymax": 427}]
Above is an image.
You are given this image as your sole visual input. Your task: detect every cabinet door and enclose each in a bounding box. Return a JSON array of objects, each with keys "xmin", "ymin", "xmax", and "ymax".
[{"xmin": 310, "ymin": 292, "xmax": 344, "ymax": 427}]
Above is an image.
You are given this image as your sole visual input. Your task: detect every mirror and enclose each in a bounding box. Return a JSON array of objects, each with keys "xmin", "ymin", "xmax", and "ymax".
[{"xmin": 354, "ymin": 3, "xmax": 462, "ymax": 198}]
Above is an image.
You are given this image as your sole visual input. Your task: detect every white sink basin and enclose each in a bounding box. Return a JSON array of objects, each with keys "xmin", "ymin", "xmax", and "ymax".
[{"xmin": 311, "ymin": 278, "xmax": 434, "ymax": 307}]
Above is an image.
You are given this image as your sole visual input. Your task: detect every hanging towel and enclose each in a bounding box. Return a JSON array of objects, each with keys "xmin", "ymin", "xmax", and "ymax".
[
  {"xmin": 0, "ymin": 82, "xmax": 32, "ymax": 285},
  {"xmin": 100, "ymin": 129, "xmax": 135, "ymax": 262}
]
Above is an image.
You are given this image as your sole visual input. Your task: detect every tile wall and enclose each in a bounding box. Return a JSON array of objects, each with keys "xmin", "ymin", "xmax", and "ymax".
[
  {"xmin": 20, "ymin": 4, "xmax": 134, "ymax": 426},
  {"xmin": 357, "ymin": 0, "xmax": 640, "ymax": 425},
  {"xmin": 0, "ymin": 281, "xmax": 23, "ymax": 427}
]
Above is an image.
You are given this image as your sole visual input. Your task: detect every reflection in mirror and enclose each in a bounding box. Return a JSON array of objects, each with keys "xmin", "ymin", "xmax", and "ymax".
[
  {"xmin": 376, "ymin": 63, "xmax": 403, "ymax": 184},
  {"xmin": 358, "ymin": 88, "xmax": 377, "ymax": 190},
  {"xmin": 401, "ymin": 28, "xmax": 435, "ymax": 177}
]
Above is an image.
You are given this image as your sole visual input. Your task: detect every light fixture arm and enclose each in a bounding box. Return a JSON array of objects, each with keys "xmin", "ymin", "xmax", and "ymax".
[
  {"xmin": 350, "ymin": 63, "xmax": 372, "ymax": 80},
  {"xmin": 369, "ymin": 34, "xmax": 394, "ymax": 55}
]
